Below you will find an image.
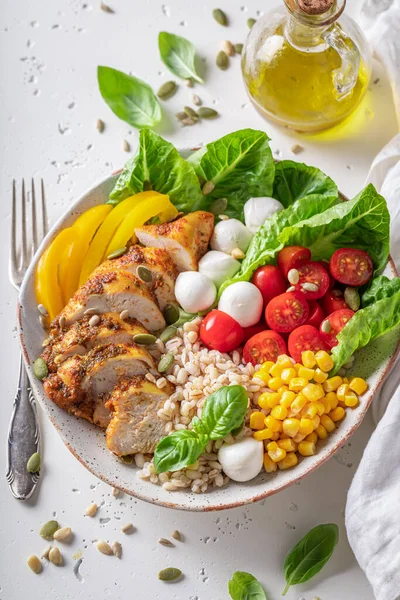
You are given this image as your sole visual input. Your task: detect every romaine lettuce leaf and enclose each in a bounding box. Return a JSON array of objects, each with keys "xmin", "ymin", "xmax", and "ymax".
[
  {"xmin": 362, "ymin": 275, "xmax": 400, "ymax": 307},
  {"xmin": 273, "ymin": 160, "xmax": 338, "ymax": 208}
]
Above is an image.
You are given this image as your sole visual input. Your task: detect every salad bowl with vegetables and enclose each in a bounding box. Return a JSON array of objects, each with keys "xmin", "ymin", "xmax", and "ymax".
[{"xmin": 19, "ymin": 128, "xmax": 400, "ymax": 510}]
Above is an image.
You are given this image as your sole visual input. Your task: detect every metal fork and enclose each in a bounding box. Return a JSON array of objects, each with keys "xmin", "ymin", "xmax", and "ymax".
[{"xmin": 6, "ymin": 179, "xmax": 48, "ymax": 500}]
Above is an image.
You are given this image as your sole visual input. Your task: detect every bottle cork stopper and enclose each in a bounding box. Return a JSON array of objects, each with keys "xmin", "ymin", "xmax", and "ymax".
[{"xmin": 298, "ymin": 0, "xmax": 334, "ymax": 15}]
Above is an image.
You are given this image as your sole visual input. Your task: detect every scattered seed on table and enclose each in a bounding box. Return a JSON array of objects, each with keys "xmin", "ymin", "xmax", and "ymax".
[
  {"xmin": 158, "ymin": 567, "xmax": 182, "ymax": 581},
  {"xmin": 212, "ymin": 8, "xmax": 228, "ymax": 26},
  {"xmin": 157, "ymin": 81, "xmax": 177, "ymax": 100},
  {"xmin": 53, "ymin": 527, "xmax": 72, "ymax": 542},
  {"xmin": 184, "ymin": 106, "xmax": 199, "ymax": 120},
  {"xmin": 216, "ymin": 50, "xmax": 229, "ymax": 70},
  {"xmin": 122, "ymin": 139, "xmax": 130, "ymax": 152},
  {"xmin": 112, "ymin": 541, "xmax": 122, "ymax": 558},
  {"xmin": 27, "ymin": 555, "xmax": 42, "ymax": 574},
  {"xmin": 85, "ymin": 502, "xmax": 98, "ymax": 517},
  {"xmin": 89, "ymin": 314, "xmax": 100, "ymax": 327},
  {"xmin": 247, "ymin": 17, "xmax": 256, "ymax": 28},
  {"xmin": 37, "ymin": 304, "xmax": 48, "ymax": 316},
  {"xmin": 175, "ymin": 111, "xmax": 187, "ymax": 122},
  {"xmin": 158, "ymin": 537, "xmax": 174, "ymax": 547},
  {"xmin": 181, "ymin": 117, "xmax": 196, "ymax": 126},
  {"xmin": 192, "ymin": 94, "xmax": 202, "ymax": 106},
  {"xmin": 96, "ymin": 540, "xmax": 113, "ymax": 555},
  {"xmin": 197, "ymin": 107, "xmax": 219, "ymax": 119},
  {"xmin": 184, "ymin": 78, "xmax": 193, "ymax": 87},
  {"xmin": 221, "ymin": 40, "xmax": 234, "ymax": 56},
  {"xmin": 100, "ymin": 2, "xmax": 114, "ymax": 13},
  {"xmin": 112, "ymin": 487, "xmax": 121, "ymax": 498},
  {"xmin": 49, "ymin": 547, "xmax": 63, "ymax": 566},
  {"xmin": 96, "ymin": 118, "xmax": 105, "ymax": 132},
  {"xmin": 27, "ymin": 451, "xmax": 41, "ymax": 473},
  {"xmin": 121, "ymin": 523, "xmax": 134, "ymax": 534},
  {"xmin": 40, "ymin": 520, "xmax": 59, "ymax": 540},
  {"xmin": 172, "ymin": 530, "xmax": 182, "ymax": 541},
  {"xmin": 41, "ymin": 545, "xmax": 52, "ymax": 559},
  {"xmin": 234, "ymin": 43, "xmax": 243, "ymax": 54},
  {"xmin": 291, "ymin": 143, "xmax": 304, "ymax": 155},
  {"xmin": 202, "ymin": 181, "xmax": 215, "ymax": 195}
]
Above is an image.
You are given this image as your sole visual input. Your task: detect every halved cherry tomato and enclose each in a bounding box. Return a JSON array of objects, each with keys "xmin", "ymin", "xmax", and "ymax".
[
  {"xmin": 319, "ymin": 308, "xmax": 355, "ymax": 349},
  {"xmin": 318, "ymin": 261, "xmax": 335, "ymax": 290},
  {"xmin": 265, "ymin": 292, "xmax": 309, "ymax": 333},
  {"xmin": 200, "ymin": 310, "xmax": 244, "ymax": 353},
  {"xmin": 277, "ymin": 246, "xmax": 311, "ymax": 278},
  {"xmin": 294, "ymin": 261, "xmax": 330, "ymax": 300},
  {"xmin": 306, "ymin": 301, "xmax": 325, "ymax": 328},
  {"xmin": 320, "ymin": 289, "xmax": 349, "ymax": 315},
  {"xmin": 330, "ymin": 248, "xmax": 373, "ymax": 286},
  {"xmin": 243, "ymin": 330, "xmax": 287, "ymax": 365},
  {"xmin": 251, "ymin": 265, "xmax": 286, "ymax": 306},
  {"xmin": 242, "ymin": 321, "xmax": 268, "ymax": 344},
  {"xmin": 288, "ymin": 325, "xmax": 327, "ymax": 363}
]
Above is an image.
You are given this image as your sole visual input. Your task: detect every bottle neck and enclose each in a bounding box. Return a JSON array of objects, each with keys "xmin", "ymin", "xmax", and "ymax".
[{"xmin": 285, "ymin": 15, "xmax": 329, "ymax": 52}]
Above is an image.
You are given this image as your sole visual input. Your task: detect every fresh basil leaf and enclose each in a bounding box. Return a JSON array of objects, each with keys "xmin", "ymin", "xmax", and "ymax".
[
  {"xmin": 158, "ymin": 32, "xmax": 204, "ymax": 83},
  {"xmin": 362, "ymin": 275, "xmax": 400, "ymax": 307},
  {"xmin": 273, "ymin": 160, "xmax": 338, "ymax": 208},
  {"xmin": 97, "ymin": 66, "xmax": 161, "ymax": 129},
  {"xmin": 109, "ymin": 129, "xmax": 204, "ymax": 212},
  {"xmin": 201, "ymin": 385, "xmax": 248, "ymax": 440},
  {"xmin": 191, "ymin": 416, "xmax": 208, "ymax": 436},
  {"xmin": 154, "ymin": 430, "xmax": 207, "ymax": 474},
  {"xmin": 188, "ymin": 129, "xmax": 275, "ymax": 221},
  {"xmin": 228, "ymin": 571, "xmax": 267, "ymax": 600},
  {"xmin": 282, "ymin": 523, "xmax": 339, "ymax": 595}
]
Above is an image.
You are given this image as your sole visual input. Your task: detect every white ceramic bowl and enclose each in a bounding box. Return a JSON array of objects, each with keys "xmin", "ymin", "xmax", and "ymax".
[{"xmin": 18, "ymin": 173, "xmax": 400, "ymax": 511}]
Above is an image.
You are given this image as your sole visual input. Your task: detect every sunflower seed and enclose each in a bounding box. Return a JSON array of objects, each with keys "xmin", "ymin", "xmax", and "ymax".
[
  {"xmin": 89, "ymin": 314, "xmax": 100, "ymax": 327},
  {"xmin": 158, "ymin": 537, "xmax": 174, "ymax": 547},
  {"xmin": 202, "ymin": 181, "xmax": 215, "ymax": 195},
  {"xmin": 122, "ymin": 139, "xmax": 130, "ymax": 152},
  {"xmin": 344, "ymin": 287, "xmax": 360, "ymax": 311},
  {"xmin": 84, "ymin": 308, "xmax": 98, "ymax": 316},
  {"xmin": 181, "ymin": 117, "xmax": 196, "ymax": 126},
  {"xmin": 218, "ymin": 214, "xmax": 229, "ymax": 220},
  {"xmin": 96, "ymin": 540, "xmax": 113, "ymax": 555},
  {"xmin": 234, "ymin": 43, "xmax": 243, "ymax": 54},
  {"xmin": 100, "ymin": 2, "xmax": 114, "ymax": 13},
  {"xmin": 159, "ymin": 326, "xmax": 178, "ymax": 343},
  {"xmin": 175, "ymin": 111, "xmax": 188, "ymax": 121},
  {"xmin": 291, "ymin": 143, "xmax": 304, "ymax": 155},
  {"xmin": 39, "ymin": 315, "xmax": 47, "ymax": 329},
  {"xmin": 133, "ymin": 333, "xmax": 157, "ymax": 345},
  {"xmin": 40, "ymin": 520, "xmax": 60, "ymax": 540},
  {"xmin": 37, "ymin": 304, "xmax": 48, "ymax": 316},
  {"xmin": 212, "ymin": 8, "xmax": 228, "ymax": 26},
  {"xmin": 286, "ymin": 286, "xmax": 295, "ymax": 292},
  {"xmin": 221, "ymin": 40, "xmax": 234, "ymax": 56},
  {"xmin": 41, "ymin": 545, "xmax": 52, "ymax": 559},
  {"xmin": 53, "ymin": 527, "xmax": 72, "ymax": 542},
  {"xmin": 27, "ymin": 555, "xmax": 42, "ymax": 574},
  {"xmin": 136, "ymin": 265, "xmax": 153, "ymax": 282},
  {"xmin": 107, "ymin": 246, "xmax": 127, "ymax": 260},
  {"xmin": 287, "ymin": 268, "xmax": 300, "ymax": 285},
  {"xmin": 112, "ymin": 487, "xmax": 121, "ymax": 498},
  {"xmin": 42, "ymin": 337, "xmax": 50, "ymax": 347},
  {"xmin": 59, "ymin": 315, "xmax": 67, "ymax": 329},
  {"xmin": 33, "ymin": 357, "xmax": 48, "ymax": 380},
  {"xmin": 121, "ymin": 523, "xmax": 134, "ymax": 534},
  {"xmin": 231, "ymin": 248, "xmax": 245, "ymax": 260},
  {"xmin": 49, "ymin": 547, "xmax": 63, "ymax": 566},
  {"xmin": 321, "ymin": 319, "xmax": 331, "ymax": 333},
  {"xmin": 164, "ymin": 303, "xmax": 179, "ymax": 324},
  {"xmin": 157, "ymin": 81, "xmax": 177, "ymax": 100},
  {"xmin": 96, "ymin": 118, "xmax": 105, "ymax": 132},
  {"xmin": 158, "ymin": 567, "xmax": 182, "ymax": 581},
  {"xmin": 216, "ymin": 50, "xmax": 229, "ymax": 70},
  {"xmin": 184, "ymin": 78, "xmax": 193, "ymax": 87},
  {"xmin": 172, "ymin": 530, "xmax": 182, "ymax": 541},
  {"xmin": 192, "ymin": 94, "xmax": 202, "ymax": 106},
  {"xmin": 120, "ymin": 309, "xmax": 129, "ymax": 321},
  {"xmin": 27, "ymin": 452, "xmax": 41, "ymax": 473},
  {"xmin": 112, "ymin": 541, "xmax": 122, "ymax": 558},
  {"xmin": 158, "ymin": 352, "xmax": 175, "ymax": 373},
  {"xmin": 210, "ymin": 197, "xmax": 228, "ymax": 215},
  {"xmin": 85, "ymin": 502, "xmax": 98, "ymax": 517},
  {"xmin": 197, "ymin": 107, "xmax": 219, "ymax": 119},
  {"xmin": 247, "ymin": 17, "xmax": 256, "ymax": 28},
  {"xmin": 302, "ymin": 282, "xmax": 319, "ymax": 292}
]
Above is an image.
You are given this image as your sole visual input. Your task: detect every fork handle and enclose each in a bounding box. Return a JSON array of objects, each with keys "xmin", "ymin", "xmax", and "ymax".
[{"xmin": 6, "ymin": 355, "xmax": 41, "ymax": 500}]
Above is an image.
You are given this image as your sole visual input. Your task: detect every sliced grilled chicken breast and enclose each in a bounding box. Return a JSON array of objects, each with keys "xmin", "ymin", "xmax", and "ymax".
[
  {"xmin": 105, "ymin": 376, "xmax": 174, "ymax": 455},
  {"xmin": 135, "ymin": 211, "xmax": 214, "ymax": 271},
  {"xmin": 56, "ymin": 268, "xmax": 165, "ymax": 331}
]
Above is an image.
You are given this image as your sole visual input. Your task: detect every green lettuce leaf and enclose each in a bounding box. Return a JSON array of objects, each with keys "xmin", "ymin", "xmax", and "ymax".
[
  {"xmin": 109, "ymin": 128, "xmax": 204, "ymax": 212},
  {"xmin": 273, "ymin": 160, "xmax": 338, "ymax": 208},
  {"xmin": 188, "ymin": 129, "xmax": 275, "ymax": 221},
  {"xmin": 362, "ymin": 275, "xmax": 400, "ymax": 307}
]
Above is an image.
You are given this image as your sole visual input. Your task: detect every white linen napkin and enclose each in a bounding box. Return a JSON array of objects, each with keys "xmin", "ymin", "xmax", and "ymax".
[{"xmin": 345, "ymin": 2, "xmax": 400, "ymax": 599}]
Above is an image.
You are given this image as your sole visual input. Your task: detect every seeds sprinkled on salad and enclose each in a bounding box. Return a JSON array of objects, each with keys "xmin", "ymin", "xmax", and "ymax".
[{"xmin": 202, "ymin": 181, "xmax": 215, "ymax": 195}]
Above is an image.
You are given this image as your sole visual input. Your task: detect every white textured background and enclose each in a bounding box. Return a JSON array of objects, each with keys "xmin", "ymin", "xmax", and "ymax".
[{"xmin": 0, "ymin": 1, "xmax": 397, "ymax": 599}]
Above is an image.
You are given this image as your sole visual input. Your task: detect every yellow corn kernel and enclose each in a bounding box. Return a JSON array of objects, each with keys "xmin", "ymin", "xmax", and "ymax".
[
  {"xmin": 299, "ymin": 418, "xmax": 314, "ymax": 436},
  {"xmin": 343, "ymin": 377, "xmax": 349, "ymax": 384},
  {"xmin": 265, "ymin": 416, "xmax": 282, "ymax": 433},
  {"xmin": 279, "ymin": 433, "xmax": 289, "ymax": 439},
  {"xmin": 345, "ymin": 392, "xmax": 359, "ymax": 408},
  {"xmin": 291, "ymin": 394, "xmax": 307, "ymax": 414},
  {"xmin": 270, "ymin": 431, "xmax": 280, "ymax": 441},
  {"xmin": 282, "ymin": 418, "xmax": 300, "ymax": 437},
  {"xmin": 302, "ymin": 350, "xmax": 316, "ymax": 368},
  {"xmin": 258, "ymin": 392, "xmax": 279, "ymax": 410},
  {"xmin": 260, "ymin": 361, "xmax": 274, "ymax": 374},
  {"xmin": 269, "ymin": 363, "xmax": 284, "ymax": 378},
  {"xmin": 293, "ymin": 432, "xmax": 307, "ymax": 443},
  {"xmin": 305, "ymin": 432, "xmax": 318, "ymax": 443},
  {"xmin": 289, "ymin": 377, "xmax": 309, "ymax": 392},
  {"xmin": 315, "ymin": 424, "xmax": 328, "ymax": 439},
  {"xmin": 325, "ymin": 391, "xmax": 338, "ymax": 410},
  {"xmin": 301, "ymin": 404, "xmax": 318, "ymax": 419},
  {"xmin": 349, "ymin": 377, "xmax": 368, "ymax": 395},
  {"xmin": 315, "ymin": 350, "xmax": 334, "ymax": 372},
  {"xmin": 294, "ymin": 363, "xmax": 303, "ymax": 372},
  {"xmin": 281, "ymin": 368, "xmax": 297, "ymax": 384},
  {"xmin": 271, "ymin": 405, "xmax": 288, "ymax": 420},
  {"xmin": 320, "ymin": 414, "xmax": 336, "ymax": 433},
  {"xmin": 277, "ymin": 438, "xmax": 298, "ymax": 452},
  {"xmin": 250, "ymin": 412, "xmax": 267, "ymax": 430},
  {"xmin": 254, "ymin": 428, "xmax": 274, "ymax": 441},
  {"xmin": 302, "ymin": 383, "xmax": 324, "ymax": 402},
  {"xmin": 280, "ymin": 390, "xmax": 296, "ymax": 408},
  {"xmin": 321, "ymin": 397, "xmax": 332, "ymax": 414},
  {"xmin": 277, "ymin": 452, "xmax": 298, "ymax": 470},
  {"xmin": 278, "ymin": 385, "xmax": 289, "ymax": 395},
  {"xmin": 263, "ymin": 453, "xmax": 278, "ymax": 473},
  {"xmin": 267, "ymin": 443, "xmax": 287, "ymax": 463},
  {"xmin": 276, "ymin": 354, "xmax": 293, "ymax": 368},
  {"xmin": 298, "ymin": 441, "xmax": 316, "ymax": 456},
  {"xmin": 312, "ymin": 415, "xmax": 321, "ymax": 430},
  {"xmin": 298, "ymin": 366, "xmax": 315, "ymax": 381},
  {"xmin": 337, "ymin": 384, "xmax": 349, "ymax": 402},
  {"xmin": 269, "ymin": 377, "xmax": 284, "ymax": 391},
  {"xmin": 313, "ymin": 368, "xmax": 329, "ymax": 383},
  {"xmin": 256, "ymin": 371, "xmax": 270, "ymax": 385},
  {"xmin": 324, "ymin": 376, "xmax": 343, "ymax": 393},
  {"xmin": 314, "ymin": 401, "xmax": 325, "ymax": 416}
]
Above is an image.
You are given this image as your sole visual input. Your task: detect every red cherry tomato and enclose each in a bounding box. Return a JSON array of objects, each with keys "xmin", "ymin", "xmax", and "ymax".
[
  {"xmin": 251, "ymin": 265, "xmax": 286, "ymax": 305},
  {"xmin": 330, "ymin": 248, "xmax": 373, "ymax": 286},
  {"xmin": 319, "ymin": 308, "xmax": 355, "ymax": 349},
  {"xmin": 242, "ymin": 321, "xmax": 268, "ymax": 344},
  {"xmin": 294, "ymin": 262, "xmax": 330, "ymax": 300},
  {"xmin": 320, "ymin": 289, "xmax": 349, "ymax": 314},
  {"xmin": 243, "ymin": 330, "xmax": 287, "ymax": 366},
  {"xmin": 306, "ymin": 301, "xmax": 325, "ymax": 328},
  {"xmin": 318, "ymin": 261, "xmax": 335, "ymax": 290},
  {"xmin": 265, "ymin": 292, "xmax": 309, "ymax": 333},
  {"xmin": 288, "ymin": 325, "xmax": 327, "ymax": 363},
  {"xmin": 200, "ymin": 310, "xmax": 244, "ymax": 352},
  {"xmin": 277, "ymin": 246, "xmax": 311, "ymax": 278}
]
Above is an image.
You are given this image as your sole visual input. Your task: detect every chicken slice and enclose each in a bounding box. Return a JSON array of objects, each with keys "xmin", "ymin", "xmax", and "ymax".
[
  {"xmin": 105, "ymin": 376, "xmax": 174, "ymax": 455},
  {"xmin": 42, "ymin": 313, "xmax": 148, "ymax": 372},
  {"xmin": 135, "ymin": 211, "xmax": 214, "ymax": 271},
  {"xmin": 56, "ymin": 267, "xmax": 165, "ymax": 331}
]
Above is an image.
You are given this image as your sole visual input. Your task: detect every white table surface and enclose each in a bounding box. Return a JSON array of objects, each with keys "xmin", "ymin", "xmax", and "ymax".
[{"xmin": 0, "ymin": 1, "xmax": 397, "ymax": 599}]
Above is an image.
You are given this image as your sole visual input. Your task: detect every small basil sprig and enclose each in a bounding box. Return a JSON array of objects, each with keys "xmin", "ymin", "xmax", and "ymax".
[
  {"xmin": 228, "ymin": 571, "xmax": 267, "ymax": 600},
  {"xmin": 97, "ymin": 66, "xmax": 161, "ymax": 128},
  {"xmin": 154, "ymin": 385, "xmax": 248, "ymax": 473},
  {"xmin": 158, "ymin": 32, "xmax": 204, "ymax": 83},
  {"xmin": 282, "ymin": 523, "xmax": 339, "ymax": 595}
]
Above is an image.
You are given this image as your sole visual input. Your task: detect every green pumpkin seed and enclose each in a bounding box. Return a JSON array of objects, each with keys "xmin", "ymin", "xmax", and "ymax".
[
  {"xmin": 210, "ymin": 198, "xmax": 228, "ymax": 215},
  {"xmin": 157, "ymin": 81, "xmax": 177, "ymax": 100},
  {"xmin": 33, "ymin": 357, "xmax": 48, "ymax": 381},
  {"xmin": 234, "ymin": 43, "xmax": 243, "ymax": 54},
  {"xmin": 158, "ymin": 352, "xmax": 175, "ymax": 373},
  {"xmin": 247, "ymin": 17, "xmax": 256, "ymax": 28},
  {"xmin": 159, "ymin": 326, "xmax": 178, "ymax": 343},
  {"xmin": 40, "ymin": 520, "xmax": 60, "ymax": 540},
  {"xmin": 197, "ymin": 107, "xmax": 219, "ymax": 119},
  {"xmin": 212, "ymin": 8, "xmax": 228, "ymax": 26},
  {"xmin": 143, "ymin": 180, "xmax": 153, "ymax": 191},
  {"xmin": 202, "ymin": 181, "xmax": 216, "ymax": 195},
  {"xmin": 27, "ymin": 452, "xmax": 41, "ymax": 473},
  {"xmin": 164, "ymin": 303, "xmax": 180, "ymax": 325},
  {"xmin": 106, "ymin": 246, "xmax": 127, "ymax": 260},
  {"xmin": 158, "ymin": 567, "xmax": 182, "ymax": 582},
  {"xmin": 344, "ymin": 287, "xmax": 360, "ymax": 311},
  {"xmin": 132, "ymin": 333, "xmax": 157, "ymax": 345},
  {"xmin": 216, "ymin": 50, "xmax": 229, "ymax": 70},
  {"xmin": 184, "ymin": 106, "xmax": 199, "ymax": 121},
  {"xmin": 136, "ymin": 265, "xmax": 153, "ymax": 282}
]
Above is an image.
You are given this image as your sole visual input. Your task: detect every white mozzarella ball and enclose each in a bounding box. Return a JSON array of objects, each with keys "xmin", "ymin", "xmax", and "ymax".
[
  {"xmin": 210, "ymin": 219, "xmax": 253, "ymax": 254},
  {"xmin": 175, "ymin": 271, "xmax": 216, "ymax": 313},
  {"xmin": 218, "ymin": 437, "xmax": 264, "ymax": 482},
  {"xmin": 218, "ymin": 282, "xmax": 263, "ymax": 327},
  {"xmin": 198, "ymin": 251, "xmax": 241, "ymax": 288},
  {"xmin": 244, "ymin": 197, "xmax": 284, "ymax": 234}
]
